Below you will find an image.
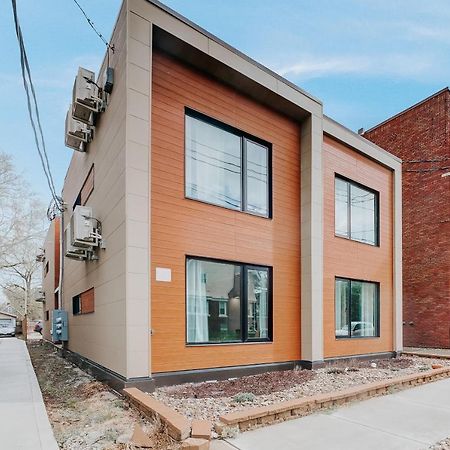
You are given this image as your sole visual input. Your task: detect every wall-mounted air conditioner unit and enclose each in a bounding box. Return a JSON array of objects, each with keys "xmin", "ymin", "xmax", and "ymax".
[
  {"xmin": 72, "ymin": 67, "xmax": 102, "ymax": 125},
  {"xmin": 65, "ymin": 110, "xmax": 92, "ymax": 152},
  {"xmin": 64, "ymin": 223, "xmax": 89, "ymax": 260},
  {"xmin": 71, "ymin": 205, "xmax": 99, "ymax": 248}
]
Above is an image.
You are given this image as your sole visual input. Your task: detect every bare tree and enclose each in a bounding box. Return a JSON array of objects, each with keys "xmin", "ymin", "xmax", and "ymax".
[
  {"xmin": 0, "ymin": 151, "xmax": 47, "ymax": 337},
  {"xmin": 2, "ymin": 285, "xmax": 43, "ymax": 321},
  {"xmin": 0, "ymin": 152, "xmax": 22, "ymax": 263}
]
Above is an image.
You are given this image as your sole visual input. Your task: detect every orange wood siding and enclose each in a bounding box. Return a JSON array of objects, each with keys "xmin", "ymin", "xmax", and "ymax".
[
  {"xmin": 80, "ymin": 164, "xmax": 94, "ymax": 205},
  {"xmin": 323, "ymin": 135, "xmax": 394, "ymax": 358},
  {"xmin": 151, "ymin": 50, "xmax": 301, "ymax": 373},
  {"xmin": 81, "ymin": 288, "xmax": 95, "ymax": 314}
]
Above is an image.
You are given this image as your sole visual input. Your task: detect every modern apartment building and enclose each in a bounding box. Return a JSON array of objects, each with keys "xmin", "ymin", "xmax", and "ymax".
[
  {"xmin": 42, "ymin": 0, "xmax": 402, "ymax": 389},
  {"xmin": 364, "ymin": 88, "xmax": 450, "ymax": 349}
]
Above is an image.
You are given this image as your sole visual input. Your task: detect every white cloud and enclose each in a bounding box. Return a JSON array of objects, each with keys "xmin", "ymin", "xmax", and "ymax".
[
  {"xmin": 276, "ymin": 53, "xmax": 436, "ymax": 81},
  {"xmin": 278, "ymin": 56, "xmax": 370, "ymax": 78}
]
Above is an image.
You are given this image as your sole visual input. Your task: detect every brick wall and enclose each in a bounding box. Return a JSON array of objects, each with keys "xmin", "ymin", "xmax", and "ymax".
[{"xmin": 364, "ymin": 89, "xmax": 450, "ymax": 348}]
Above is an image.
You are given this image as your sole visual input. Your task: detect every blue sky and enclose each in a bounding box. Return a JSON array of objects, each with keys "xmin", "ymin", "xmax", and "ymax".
[{"xmin": 1, "ymin": 0, "xmax": 449, "ymax": 203}]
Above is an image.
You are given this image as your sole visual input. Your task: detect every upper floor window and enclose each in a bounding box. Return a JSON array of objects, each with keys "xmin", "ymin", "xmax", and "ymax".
[
  {"xmin": 335, "ymin": 176, "xmax": 379, "ymax": 246},
  {"xmin": 185, "ymin": 110, "xmax": 271, "ymax": 218}
]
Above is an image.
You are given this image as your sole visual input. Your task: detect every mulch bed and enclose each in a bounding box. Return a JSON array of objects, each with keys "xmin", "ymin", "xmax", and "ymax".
[
  {"xmin": 165, "ymin": 358, "xmax": 414, "ymax": 400},
  {"xmin": 342, "ymin": 357, "xmax": 414, "ymax": 370},
  {"xmin": 166, "ymin": 369, "xmax": 316, "ymax": 398}
]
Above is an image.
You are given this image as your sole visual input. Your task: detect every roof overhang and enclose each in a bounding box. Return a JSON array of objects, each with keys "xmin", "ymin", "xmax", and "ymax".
[
  {"xmin": 324, "ymin": 116, "xmax": 402, "ymax": 170},
  {"xmin": 130, "ymin": 0, "xmax": 322, "ymax": 122}
]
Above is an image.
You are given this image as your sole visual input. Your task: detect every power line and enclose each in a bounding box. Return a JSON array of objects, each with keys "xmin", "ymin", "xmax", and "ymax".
[
  {"xmin": 11, "ymin": 0, "xmax": 63, "ymax": 213},
  {"xmin": 71, "ymin": 0, "xmax": 114, "ymax": 54}
]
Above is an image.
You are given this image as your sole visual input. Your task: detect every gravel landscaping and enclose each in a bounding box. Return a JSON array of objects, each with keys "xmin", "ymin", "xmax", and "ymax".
[
  {"xmin": 430, "ymin": 438, "xmax": 450, "ymax": 450},
  {"xmin": 29, "ymin": 342, "xmax": 180, "ymax": 450},
  {"xmin": 153, "ymin": 356, "xmax": 450, "ymax": 424}
]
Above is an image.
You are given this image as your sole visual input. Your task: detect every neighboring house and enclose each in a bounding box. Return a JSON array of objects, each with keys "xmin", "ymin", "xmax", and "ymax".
[
  {"xmin": 0, "ymin": 311, "xmax": 17, "ymax": 337},
  {"xmin": 364, "ymin": 88, "xmax": 450, "ymax": 349},
  {"xmin": 42, "ymin": 0, "xmax": 402, "ymax": 390},
  {"xmin": 41, "ymin": 217, "xmax": 60, "ymax": 341}
]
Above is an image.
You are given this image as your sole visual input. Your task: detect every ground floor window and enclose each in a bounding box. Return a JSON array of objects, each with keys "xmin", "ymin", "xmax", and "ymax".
[
  {"xmin": 335, "ymin": 278, "xmax": 379, "ymax": 338},
  {"xmin": 186, "ymin": 257, "xmax": 272, "ymax": 344}
]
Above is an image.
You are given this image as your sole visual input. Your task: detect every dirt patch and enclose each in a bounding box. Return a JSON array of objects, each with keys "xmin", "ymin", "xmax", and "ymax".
[
  {"xmin": 167, "ymin": 369, "xmax": 315, "ymax": 399},
  {"xmin": 28, "ymin": 342, "xmax": 180, "ymax": 450}
]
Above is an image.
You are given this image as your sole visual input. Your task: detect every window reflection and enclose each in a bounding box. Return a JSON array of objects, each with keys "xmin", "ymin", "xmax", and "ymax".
[
  {"xmin": 186, "ymin": 116, "xmax": 241, "ymax": 210},
  {"xmin": 246, "ymin": 141, "xmax": 269, "ymax": 216},
  {"xmin": 247, "ymin": 268, "xmax": 269, "ymax": 339},
  {"xmin": 185, "ymin": 113, "xmax": 270, "ymax": 217},
  {"xmin": 334, "ymin": 176, "xmax": 378, "ymax": 246}
]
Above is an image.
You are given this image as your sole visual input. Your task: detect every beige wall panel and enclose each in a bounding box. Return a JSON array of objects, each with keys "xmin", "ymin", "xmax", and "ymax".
[{"xmin": 62, "ymin": 6, "xmax": 128, "ymax": 377}]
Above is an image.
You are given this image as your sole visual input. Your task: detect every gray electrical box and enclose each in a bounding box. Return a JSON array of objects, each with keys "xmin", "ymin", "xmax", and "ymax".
[{"xmin": 51, "ymin": 309, "xmax": 69, "ymax": 342}]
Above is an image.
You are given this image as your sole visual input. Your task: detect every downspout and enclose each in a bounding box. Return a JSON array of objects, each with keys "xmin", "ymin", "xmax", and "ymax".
[
  {"xmin": 58, "ymin": 208, "xmax": 67, "ymax": 349},
  {"xmin": 58, "ymin": 212, "xmax": 64, "ymax": 311}
]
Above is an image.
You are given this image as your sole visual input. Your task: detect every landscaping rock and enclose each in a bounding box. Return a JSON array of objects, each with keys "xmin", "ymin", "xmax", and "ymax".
[{"xmin": 233, "ymin": 392, "xmax": 256, "ymax": 403}]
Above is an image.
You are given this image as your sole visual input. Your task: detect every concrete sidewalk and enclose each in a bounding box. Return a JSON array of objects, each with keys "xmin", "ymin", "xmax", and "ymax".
[
  {"xmin": 216, "ymin": 377, "xmax": 450, "ymax": 450},
  {"xmin": 0, "ymin": 338, "xmax": 58, "ymax": 449}
]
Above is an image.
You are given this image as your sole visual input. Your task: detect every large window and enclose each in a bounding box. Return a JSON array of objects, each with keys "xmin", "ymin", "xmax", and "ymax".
[
  {"xmin": 335, "ymin": 278, "xmax": 379, "ymax": 338},
  {"xmin": 185, "ymin": 110, "xmax": 271, "ymax": 217},
  {"xmin": 186, "ymin": 257, "xmax": 271, "ymax": 344},
  {"xmin": 335, "ymin": 176, "xmax": 378, "ymax": 246}
]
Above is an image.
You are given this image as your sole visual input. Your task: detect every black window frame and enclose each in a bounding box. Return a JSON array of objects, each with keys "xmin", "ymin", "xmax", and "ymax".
[
  {"xmin": 184, "ymin": 108, "xmax": 273, "ymax": 219},
  {"xmin": 185, "ymin": 255, "xmax": 273, "ymax": 345},
  {"xmin": 72, "ymin": 295, "xmax": 81, "ymax": 316},
  {"xmin": 334, "ymin": 174, "xmax": 380, "ymax": 246},
  {"xmin": 335, "ymin": 277, "xmax": 380, "ymax": 339}
]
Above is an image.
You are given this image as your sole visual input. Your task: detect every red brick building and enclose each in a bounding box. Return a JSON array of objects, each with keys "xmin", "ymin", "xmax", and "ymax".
[{"xmin": 364, "ymin": 88, "xmax": 450, "ymax": 348}]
